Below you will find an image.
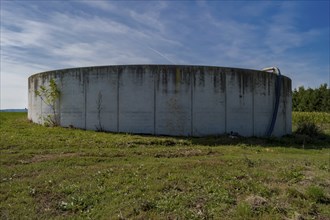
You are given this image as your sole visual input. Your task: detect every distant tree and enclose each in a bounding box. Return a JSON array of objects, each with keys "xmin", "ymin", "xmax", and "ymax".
[{"xmin": 292, "ymin": 84, "xmax": 330, "ymax": 112}]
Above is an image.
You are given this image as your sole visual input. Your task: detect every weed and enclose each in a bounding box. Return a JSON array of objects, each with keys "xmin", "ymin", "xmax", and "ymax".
[
  {"xmin": 245, "ymin": 195, "xmax": 268, "ymax": 212},
  {"xmin": 35, "ymin": 79, "xmax": 60, "ymax": 126},
  {"xmin": 306, "ymin": 186, "xmax": 329, "ymax": 204},
  {"xmin": 296, "ymin": 121, "xmax": 321, "ymax": 137},
  {"xmin": 236, "ymin": 202, "xmax": 253, "ymax": 219},
  {"xmin": 243, "ymin": 155, "xmax": 255, "ymax": 167},
  {"xmin": 287, "ymin": 188, "xmax": 306, "ymax": 200},
  {"xmin": 281, "ymin": 168, "xmax": 305, "ymax": 183},
  {"xmin": 139, "ymin": 200, "xmax": 156, "ymax": 211},
  {"xmin": 58, "ymin": 194, "xmax": 95, "ymax": 213}
]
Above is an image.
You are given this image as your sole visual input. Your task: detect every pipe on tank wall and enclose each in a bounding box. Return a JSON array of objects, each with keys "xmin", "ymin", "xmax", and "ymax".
[{"xmin": 262, "ymin": 67, "xmax": 282, "ymax": 136}]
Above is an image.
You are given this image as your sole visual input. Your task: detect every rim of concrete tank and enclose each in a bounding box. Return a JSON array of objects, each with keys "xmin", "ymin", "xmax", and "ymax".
[{"xmin": 28, "ymin": 64, "xmax": 291, "ymax": 81}]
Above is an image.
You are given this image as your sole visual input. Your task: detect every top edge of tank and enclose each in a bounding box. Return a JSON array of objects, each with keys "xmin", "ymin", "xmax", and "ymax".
[{"xmin": 28, "ymin": 64, "xmax": 291, "ymax": 80}]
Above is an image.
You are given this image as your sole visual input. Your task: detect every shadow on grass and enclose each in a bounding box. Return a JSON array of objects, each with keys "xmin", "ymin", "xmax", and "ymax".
[
  {"xmin": 186, "ymin": 132, "xmax": 330, "ymax": 149},
  {"xmin": 96, "ymin": 129, "xmax": 330, "ymax": 150},
  {"xmin": 121, "ymin": 131, "xmax": 330, "ymax": 150}
]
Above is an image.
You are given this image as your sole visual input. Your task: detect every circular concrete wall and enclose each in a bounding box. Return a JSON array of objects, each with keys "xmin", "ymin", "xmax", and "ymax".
[{"xmin": 28, "ymin": 65, "xmax": 292, "ymax": 137}]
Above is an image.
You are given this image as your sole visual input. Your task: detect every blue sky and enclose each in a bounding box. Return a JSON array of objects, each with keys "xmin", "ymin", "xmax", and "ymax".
[{"xmin": 1, "ymin": 0, "xmax": 329, "ymax": 109}]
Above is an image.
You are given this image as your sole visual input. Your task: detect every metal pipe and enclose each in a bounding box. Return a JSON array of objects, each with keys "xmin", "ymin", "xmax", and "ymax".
[
  {"xmin": 262, "ymin": 67, "xmax": 281, "ymax": 75},
  {"xmin": 262, "ymin": 67, "xmax": 282, "ymax": 136}
]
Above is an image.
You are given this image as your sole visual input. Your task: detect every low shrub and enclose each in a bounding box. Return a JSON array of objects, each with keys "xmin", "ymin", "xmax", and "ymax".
[{"xmin": 295, "ymin": 121, "xmax": 321, "ymax": 137}]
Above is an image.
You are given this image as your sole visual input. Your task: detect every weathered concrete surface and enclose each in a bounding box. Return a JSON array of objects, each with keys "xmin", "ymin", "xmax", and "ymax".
[
  {"xmin": 28, "ymin": 65, "xmax": 292, "ymax": 137},
  {"xmin": 193, "ymin": 68, "xmax": 226, "ymax": 136}
]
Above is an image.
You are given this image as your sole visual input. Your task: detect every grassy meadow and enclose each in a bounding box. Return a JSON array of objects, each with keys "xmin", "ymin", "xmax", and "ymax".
[{"xmin": 0, "ymin": 112, "xmax": 329, "ymax": 219}]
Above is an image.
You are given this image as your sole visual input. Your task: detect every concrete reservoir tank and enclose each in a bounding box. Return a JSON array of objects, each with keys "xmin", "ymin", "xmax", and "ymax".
[{"xmin": 28, "ymin": 65, "xmax": 292, "ymax": 137}]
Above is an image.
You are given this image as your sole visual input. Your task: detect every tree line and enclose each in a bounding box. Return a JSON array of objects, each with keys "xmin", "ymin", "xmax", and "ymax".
[{"xmin": 292, "ymin": 84, "xmax": 330, "ymax": 112}]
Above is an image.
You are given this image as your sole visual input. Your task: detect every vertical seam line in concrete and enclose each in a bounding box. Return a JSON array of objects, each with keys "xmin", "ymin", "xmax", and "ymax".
[
  {"xmin": 190, "ymin": 71, "xmax": 194, "ymax": 136},
  {"xmin": 289, "ymin": 87, "xmax": 292, "ymax": 134},
  {"xmin": 117, "ymin": 70, "xmax": 120, "ymax": 132},
  {"xmin": 84, "ymin": 70, "xmax": 87, "ymax": 130},
  {"xmin": 40, "ymin": 92, "xmax": 42, "ymax": 124},
  {"xmin": 284, "ymin": 84, "xmax": 287, "ymax": 134},
  {"xmin": 224, "ymin": 72, "xmax": 227, "ymax": 134},
  {"xmin": 252, "ymin": 73, "xmax": 255, "ymax": 136},
  {"xmin": 58, "ymin": 76, "xmax": 61, "ymax": 126},
  {"xmin": 153, "ymin": 71, "xmax": 156, "ymax": 135}
]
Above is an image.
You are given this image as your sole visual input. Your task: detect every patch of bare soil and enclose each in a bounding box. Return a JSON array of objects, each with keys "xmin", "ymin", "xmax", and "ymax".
[
  {"xmin": 245, "ymin": 195, "xmax": 268, "ymax": 211},
  {"xmin": 33, "ymin": 190, "xmax": 71, "ymax": 217},
  {"xmin": 154, "ymin": 149, "xmax": 221, "ymax": 158},
  {"xmin": 28, "ymin": 153, "xmax": 80, "ymax": 163}
]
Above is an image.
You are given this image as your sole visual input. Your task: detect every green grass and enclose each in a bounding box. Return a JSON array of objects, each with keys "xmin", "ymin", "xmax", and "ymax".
[
  {"xmin": 292, "ymin": 112, "xmax": 330, "ymax": 124},
  {"xmin": 1, "ymin": 112, "xmax": 329, "ymax": 219}
]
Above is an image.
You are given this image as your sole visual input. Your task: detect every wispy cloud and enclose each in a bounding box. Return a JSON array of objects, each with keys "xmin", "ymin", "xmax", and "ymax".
[{"xmin": 147, "ymin": 46, "xmax": 175, "ymax": 64}]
